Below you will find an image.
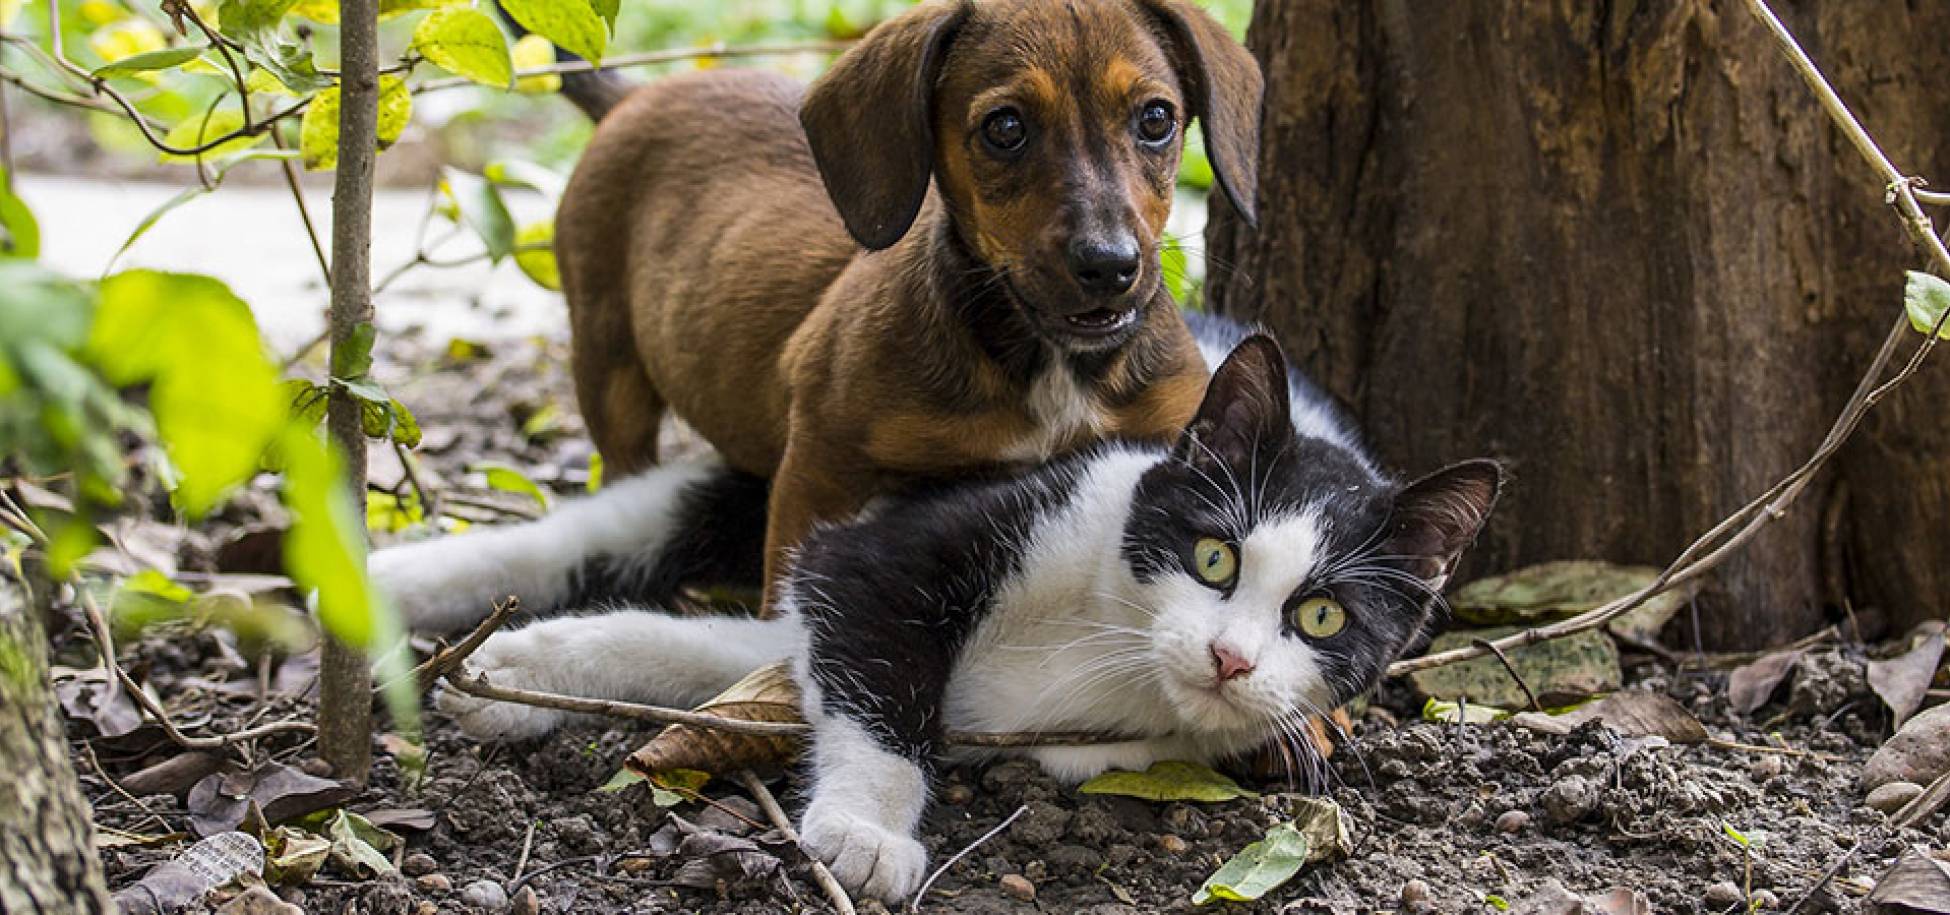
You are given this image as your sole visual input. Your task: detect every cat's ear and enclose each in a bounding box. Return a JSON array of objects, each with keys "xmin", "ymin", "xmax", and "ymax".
[
  {"xmin": 1383, "ymin": 460, "xmax": 1504, "ymax": 591},
  {"xmin": 1173, "ymin": 334, "xmax": 1291, "ymax": 474}
]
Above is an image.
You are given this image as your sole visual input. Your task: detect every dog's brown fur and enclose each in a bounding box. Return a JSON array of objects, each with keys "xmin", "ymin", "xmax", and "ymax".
[{"xmin": 554, "ymin": 0, "xmax": 1261, "ymax": 601}]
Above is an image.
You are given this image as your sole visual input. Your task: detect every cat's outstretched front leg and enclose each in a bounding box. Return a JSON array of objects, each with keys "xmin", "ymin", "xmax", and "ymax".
[{"xmin": 797, "ymin": 711, "xmax": 932, "ymax": 902}]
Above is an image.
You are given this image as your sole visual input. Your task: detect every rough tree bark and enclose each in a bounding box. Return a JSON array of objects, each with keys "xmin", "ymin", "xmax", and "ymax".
[
  {"xmin": 318, "ymin": 0, "xmax": 379, "ymax": 781},
  {"xmin": 1206, "ymin": 1, "xmax": 1950, "ymax": 649},
  {"xmin": 0, "ymin": 580, "xmax": 114, "ymax": 914}
]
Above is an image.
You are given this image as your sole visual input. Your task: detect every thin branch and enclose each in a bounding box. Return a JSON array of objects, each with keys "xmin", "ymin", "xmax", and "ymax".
[
  {"xmin": 1891, "ymin": 767, "xmax": 1950, "ymax": 830},
  {"xmin": 396, "ymin": 597, "xmax": 518, "ymax": 692},
  {"xmin": 268, "ymin": 128, "xmax": 331, "ymax": 284},
  {"xmin": 737, "ymin": 770, "xmax": 856, "ymax": 915},
  {"xmin": 79, "ymin": 589, "xmax": 316, "ymax": 749},
  {"xmin": 1917, "ymin": 187, "xmax": 1950, "ymax": 207},
  {"xmin": 413, "ymin": 40, "xmax": 850, "ymax": 94},
  {"xmin": 1391, "ymin": 0, "xmax": 1950, "ymax": 679},
  {"xmin": 1471, "ymin": 638, "xmax": 1541, "ymax": 712},
  {"xmin": 909, "ymin": 805, "xmax": 1029, "ymax": 914},
  {"xmin": 441, "ymin": 671, "xmax": 1144, "ymax": 747}
]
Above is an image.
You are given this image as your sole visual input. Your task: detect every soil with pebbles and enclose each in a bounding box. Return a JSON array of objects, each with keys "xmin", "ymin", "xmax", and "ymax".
[{"xmin": 75, "ymin": 336, "xmax": 1947, "ymax": 914}]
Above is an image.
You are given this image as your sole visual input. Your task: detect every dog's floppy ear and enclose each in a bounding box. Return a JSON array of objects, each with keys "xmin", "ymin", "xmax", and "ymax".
[
  {"xmin": 800, "ymin": 1, "xmax": 969, "ymax": 251},
  {"xmin": 1137, "ymin": 0, "xmax": 1263, "ymax": 227}
]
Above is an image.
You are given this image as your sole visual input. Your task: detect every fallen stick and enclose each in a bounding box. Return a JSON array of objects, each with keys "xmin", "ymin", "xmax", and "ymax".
[
  {"xmin": 397, "ymin": 597, "xmax": 520, "ymax": 693},
  {"xmin": 737, "ymin": 770, "xmax": 856, "ymax": 915}
]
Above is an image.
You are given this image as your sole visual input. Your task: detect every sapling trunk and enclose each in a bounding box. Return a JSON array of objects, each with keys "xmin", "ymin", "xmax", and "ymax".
[{"xmin": 317, "ymin": 0, "xmax": 380, "ymax": 782}]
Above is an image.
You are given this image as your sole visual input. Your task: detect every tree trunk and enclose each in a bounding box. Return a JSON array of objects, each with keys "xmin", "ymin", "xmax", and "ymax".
[
  {"xmin": 1206, "ymin": 1, "xmax": 1950, "ymax": 650},
  {"xmin": 318, "ymin": 0, "xmax": 380, "ymax": 781},
  {"xmin": 0, "ymin": 580, "xmax": 114, "ymax": 914}
]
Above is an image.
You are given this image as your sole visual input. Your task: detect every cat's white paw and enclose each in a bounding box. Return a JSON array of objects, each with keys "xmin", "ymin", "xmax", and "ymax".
[
  {"xmin": 800, "ymin": 804, "xmax": 928, "ymax": 903},
  {"xmin": 434, "ymin": 631, "xmax": 567, "ymax": 741}
]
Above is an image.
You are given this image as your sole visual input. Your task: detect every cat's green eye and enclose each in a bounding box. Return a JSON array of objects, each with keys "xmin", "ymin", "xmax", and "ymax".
[
  {"xmin": 1293, "ymin": 596, "xmax": 1346, "ymax": 639},
  {"xmin": 1190, "ymin": 537, "xmax": 1237, "ymax": 586}
]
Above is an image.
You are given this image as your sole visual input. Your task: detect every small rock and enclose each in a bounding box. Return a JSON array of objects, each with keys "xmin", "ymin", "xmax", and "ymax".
[
  {"xmin": 1749, "ymin": 754, "xmax": 1785, "ymax": 782},
  {"xmin": 999, "ymin": 874, "xmax": 1037, "ymax": 902},
  {"xmin": 415, "ymin": 874, "xmax": 453, "ymax": 894},
  {"xmin": 510, "ymin": 886, "xmax": 539, "ymax": 915},
  {"xmin": 858, "ymin": 901, "xmax": 893, "ymax": 915},
  {"xmin": 1751, "ymin": 889, "xmax": 1779, "ymax": 909},
  {"xmin": 1401, "ymin": 878, "xmax": 1430, "ymax": 905},
  {"xmin": 1157, "ymin": 834, "xmax": 1189, "ymax": 855},
  {"xmin": 1543, "ymin": 775, "xmax": 1599, "ymax": 825},
  {"xmin": 214, "ymin": 887, "xmax": 303, "ymax": 915},
  {"xmin": 1023, "ymin": 860, "xmax": 1048, "ymax": 882},
  {"xmin": 1703, "ymin": 881, "xmax": 1743, "ymax": 908},
  {"xmin": 459, "ymin": 879, "xmax": 509, "ymax": 913},
  {"xmin": 401, "ymin": 853, "xmax": 438, "ymax": 877},
  {"xmin": 942, "ymin": 784, "xmax": 974, "ymax": 806},
  {"xmin": 1862, "ymin": 703, "xmax": 1950, "ymax": 790},
  {"xmin": 297, "ymin": 758, "xmax": 335, "ymax": 778},
  {"xmin": 415, "ymin": 904, "xmax": 438, "ymax": 915},
  {"xmin": 1494, "ymin": 810, "xmax": 1530, "ymax": 833},
  {"xmin": 1865, "ymin": 780, "xmax": 1925, "ymax": 814}
]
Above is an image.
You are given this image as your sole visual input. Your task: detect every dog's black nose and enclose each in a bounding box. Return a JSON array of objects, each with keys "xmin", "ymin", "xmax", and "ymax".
[{"xmin": 1067, "ymin": 235, "xmax": 1140, "ymax": 296}]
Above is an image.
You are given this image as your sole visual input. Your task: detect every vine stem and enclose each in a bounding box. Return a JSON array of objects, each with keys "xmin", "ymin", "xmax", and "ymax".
[{"xmin": 1390, "ymin": 0, "xmax": 1949, "ymax": 678}]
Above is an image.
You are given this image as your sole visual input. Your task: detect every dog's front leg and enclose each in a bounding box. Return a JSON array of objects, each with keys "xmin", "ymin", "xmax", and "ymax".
[{"xmin": 760, "ymin": 444, "xmax": 873, "ymax": 613}]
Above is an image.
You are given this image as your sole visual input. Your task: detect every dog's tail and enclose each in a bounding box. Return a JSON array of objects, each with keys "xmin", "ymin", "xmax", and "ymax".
[{"xmin": 497, "ymin": 9, "xmax": 635, "ymax": 121}]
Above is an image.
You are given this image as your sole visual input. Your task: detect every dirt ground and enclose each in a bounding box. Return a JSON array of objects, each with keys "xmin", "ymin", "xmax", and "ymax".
[{"xmin": 66, "ymin": 334, "xmax": 1948, "ymax": 914}]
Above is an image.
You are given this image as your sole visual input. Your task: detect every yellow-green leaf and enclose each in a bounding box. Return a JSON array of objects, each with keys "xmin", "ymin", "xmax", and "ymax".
[
  {"xmin": 1192, "ymin": 821, "xmax": 1310, "ymax": 905},
  {"xmin": 514, "ymin": 220, "xmax": 559, "ymax": 290},
  {"xmin": 412, "ymin": 7, "xmax": 512, "ymax": 88},
  {"xmin": 511, "ymin": 33, "xmax": 560, "ymax": 93},
  {"xmin": 88, "ymin": 20, "xmax": 167, "ymax": 69},
  {"xmin": 86, "ymin": 270, "xmax": 283, "ymax": 517},
  {"xmin": 300, "ymin": 77, "xmax": 411, "ymax": 170},
  {"xmin": 1078, "ymin": 760, "xmax": 1256, "ymax": 804},
  {"xmin": 498, "ymin": 0, "xmax": 605, "ymax": 65},
  {"xmin": 90, "ymin": 45, "xmax": 202, "ymax": 79},
  {"xmin": 158, "ymin": 109, "xmax": 263, "ymax": 163},
  {"xmin": 474, "ymin": 461, "xmax": 549, "ymax": 510},
  {"xmin": 1904, "ymin": 270, "xmax": 1950, "ymax": 340}
]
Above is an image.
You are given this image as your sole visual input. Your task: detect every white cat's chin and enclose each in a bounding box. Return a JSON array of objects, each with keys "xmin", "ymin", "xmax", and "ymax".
[{"xmin": 1160, "ymin": 673, "xmax": 1272, "ymax": 735}]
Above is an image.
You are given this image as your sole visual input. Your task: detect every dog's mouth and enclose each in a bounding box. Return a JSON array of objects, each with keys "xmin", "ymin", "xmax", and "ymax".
[{"xmin": 1060, "ymin": 306, "xmax": 1140, "ymax": 338}]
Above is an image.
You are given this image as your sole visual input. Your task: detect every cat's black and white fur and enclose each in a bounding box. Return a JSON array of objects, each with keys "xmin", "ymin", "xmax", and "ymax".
[{"xmin": 369, "ymin": 317, "xmax": 1501, "ymax": 902}]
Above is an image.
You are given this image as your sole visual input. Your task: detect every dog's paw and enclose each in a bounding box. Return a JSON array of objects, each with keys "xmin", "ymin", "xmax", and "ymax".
[
  {"xmin": 434, "ymin": 631, "xmax": 567, "ymax": 741},
  {"xmin": 800, "ymin": 804, "xmax": 928, "ymax": 903}
]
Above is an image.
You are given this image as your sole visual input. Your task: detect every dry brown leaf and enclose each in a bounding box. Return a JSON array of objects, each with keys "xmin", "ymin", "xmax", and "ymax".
[
  {"xmin": 1868, "ymin": 623, "xmax": 1946, "ymax": 729},
  {"xmin": 1728, "ymin": 648, "xmax": 1804, "ymax": 715},
  {"xmin": 1510, "ymin": 691, "xmax": 1708, "ymax": 744},
  {"xmin": 1866, "ymin": 846, "xmax": 1950, "ymax": 913},
  {"xmin": 626, "ymin": 662, "xmax": 805, "ymax": 777}
]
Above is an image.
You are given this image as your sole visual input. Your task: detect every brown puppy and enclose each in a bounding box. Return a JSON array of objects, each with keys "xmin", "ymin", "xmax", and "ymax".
[{"xmin": 554, "ymin": 0, "xmax": 1262, "ymax": 600}]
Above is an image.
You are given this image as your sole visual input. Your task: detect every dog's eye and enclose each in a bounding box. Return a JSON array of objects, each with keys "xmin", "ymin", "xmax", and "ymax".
[
  {"xmin": 982, "ymin": 108, "xmax": 1027, "ymax": 153},
  {"xmin": 1136, "ymin": 101, "xmax": 1176, "ymax": 145}
]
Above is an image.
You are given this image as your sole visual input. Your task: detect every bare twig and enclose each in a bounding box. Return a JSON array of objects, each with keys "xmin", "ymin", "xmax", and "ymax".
[
  {"xmin": 398, "ymin": 597, "xmax": 519, "ymax": 692},
  {"xmin": 413, "ymin": 40, "xmax": 850, "ymax": 94},
  {"xmin": 79, "ymin": 589, "xmax": 315, "ymax": 749},
  {"xmin": 1890, "ymin": 767, "xmax": 1950, "ymax": 830},
  {"xmin": 512, "ymin": 819, "xmax": 537, "ymax": 884},
  {"xmin": 1391, "ymin": 1, "xmax": 1950, "ymax": 679},
  {"xmin": 1784, "ymin": 841, "xmax": 1857, "ymax": 915},
  {"xmin": 737, "ymin": 770, "xmax": 856, "ymax": 915},
  {"xmin": 1471, "ymin": 637, "xmax": 1541, "ymax": 712},
  {"xmin": 909, "ymin": 804, "xmax": 1029, "ymax": 914},
  {"xmin": 268, "ymin": 128, "xmax": 331, "ymax": 285},
  {"xmin": 1704, "ymin": 738, "xmax": 1842, "ymax": 763},
  {"xmin": 442, "ymin": 671, "xmax": 1141, "ymax": 747}
]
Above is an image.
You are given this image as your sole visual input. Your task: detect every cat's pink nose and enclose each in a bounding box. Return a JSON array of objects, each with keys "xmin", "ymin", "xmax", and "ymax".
[{"xmin": 1210, "ymin": 643, "xmax": 1254, "ymax": 682}]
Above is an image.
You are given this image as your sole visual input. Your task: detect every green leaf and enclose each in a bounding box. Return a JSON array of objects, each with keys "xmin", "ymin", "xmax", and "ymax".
[
  {"xmin": 279, "ymin": 425, "xmax": 380, "ymax": 646},
  {"xmin": 388, "ymin": 398, "xmax": 421, "ymax": 448},
  {"xmin": 440, "ymin": 168, "xmax": 516, "ymax": 261},
  {"xmin": 87, "ymin": 271, "xmax": 283, "ymax": 517},
  {"xmin": 498, "ymin": 0, "xmax": 605, "ymax": 65},
  {"xmin": 331, "ymin": 322, "xmax": 377, "ymax": 378},
  {"xmin": 286, "ymin": 378, "xmax": 329, "ymax": 429},
  {"xmin": 0, "ymin": 165, "xmax": 40, "ymax": 260},
  {"xmin": 474, "ymin": 461, "xmax": 550, "ymax": 510},
  {"xmin": 484, "ymin": 159, "xmax": 567, "ymax": 199},
  {"xmin": 366, "ymin": 490, "xmax": 424, "ymax": 533},
  {"xmin": 1721, "ymin": 820, "xmax": 1750, "ymax": 848},
  {"xmin": 1192, "ymin": 821, "xmax": 1310, "ymax": 905},
  {"xmin": 158, "ymin": 108, "xmax": 264, "ymax": 163},
  {"xmin": 320, "ymin": 809, "xmax": 399, "ymax": 878},
  {"xmin": 514, "ymin": 220, "xmax": 560, "ymax": 290},
  {"xmin": 586, "ymin": 452, "xmax": 603, "ymax": 492},
  {"xmin": 1078, "ymin": 760, "xmax": 1256, "ymax": 804},
  {"xmin": 217, "ymin": 0, "xmax": 331, "ymax": 93},
  {"xmin": 1485, "ymin": 894, "xmax": 1510, "ymax": 910},
  {"xmin": 1423, "ymin": 696, "xmax": 1508, "ymax": 724},
  {"xmin": 412, "ymin": 6, "xmax": 513, "ymax": 88},
  {"xmin": 588, "ymin": 0, "xmax": 616, "ymax": 29},
  {"xmin": 1903, "ymin": 270, "xmax": 1950, "ymax": 339},
  {"xmin": 300, "ymin": 77, "xmax": 411, "ymax": 171},
  {"xmin": 90, "ymin": 45, "xmax": 203, "ymax": 79},
  {"xmin": 597, "ymin": 768, "xmax": 644, "ymax": 793}
]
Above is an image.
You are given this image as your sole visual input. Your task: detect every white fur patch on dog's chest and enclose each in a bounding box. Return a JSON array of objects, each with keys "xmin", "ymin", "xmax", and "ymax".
[{"xmin": 1003, "ymin": 364, "xmax": 1108, "ymax": 463}]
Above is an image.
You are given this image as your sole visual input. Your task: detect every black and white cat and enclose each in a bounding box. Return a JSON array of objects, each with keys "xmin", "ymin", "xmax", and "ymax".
[{"xmin": 369, "ymin": 320, "xmax": 1501, "ymax": 902}]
